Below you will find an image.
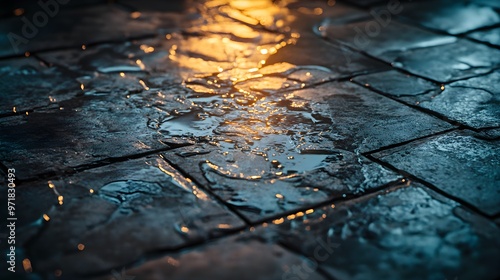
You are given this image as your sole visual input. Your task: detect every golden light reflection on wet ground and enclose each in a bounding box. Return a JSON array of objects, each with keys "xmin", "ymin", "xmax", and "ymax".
[
  {"xmin": 153, "ymin": 0, "xmax": 336, "ymax": 156},
  {"xmin": 133, "ymin": 0, "xmax": 343, "ymax": 186}
]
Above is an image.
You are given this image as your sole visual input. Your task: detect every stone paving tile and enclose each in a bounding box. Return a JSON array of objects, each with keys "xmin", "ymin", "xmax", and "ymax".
[
  {"xmin": 384, "ymin": 39, "xmax": 500, "ymax": 83},
  {"xmin": 468, "ymin": 27, "xmax": 500, "ymax": 47},
  {"xmin": 292, "ymin": 82, "xmax": 452, "ymax": 152},
  {"xmin": 99, "ymin": 234, "xmax": 327, "ymax": 280},
  {"xmin": 262, "ymin": 183, "xmax": 500, "ymax": 280},
  {"xmin": 316, "ymin": 19, "xmax": 457, "ymax": 60},
  {"xmin": 398, "ymin": 0, "xmax": 500, "ymax": 34},
  {"xmin": 373, "ymin": 130, "xmax": 500, "ymax": 216},
  {"xmin": 0, "ymin": 56, "xmax": 80, "ymax": 115},
  {"xmin": 0, "ymin": 93, "xmax": 168, "ymax": 180},
  {"xmin": 162, "ymin": 144, "xmax": 402, "ymax": 222},
  {"xmin": 352, "ymin": 69, "xmax": 440, "ymax": 98},
  {"xmin": 1, "ymin": 0, "xmax": 500, "ymax": 279},
  {"xmin": 354, "ymin": 69, "xmax": 500, "ymax": 128},
  {"xmin": 12, "ymin": 156, "xmax": 244, "ymax": 278},
  {"xmin": 265, "ymin": 33, "xmax": 390, "ymax": 78},
  {"xmin": 38, "ymin": 42, "xmax": 155, "ymax": 74},
  {"xmin": 423, "ymin": 71, "xmax": 500, "ymax": 128},
  {"xmin": 0, "ymin": 4, "xmax": 180, "ymax": 57}
]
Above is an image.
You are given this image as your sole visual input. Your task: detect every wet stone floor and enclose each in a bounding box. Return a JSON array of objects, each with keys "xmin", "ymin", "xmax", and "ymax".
[{"xmin": 0, "ymin": 0, "xmax": 499, "ymax": 279}]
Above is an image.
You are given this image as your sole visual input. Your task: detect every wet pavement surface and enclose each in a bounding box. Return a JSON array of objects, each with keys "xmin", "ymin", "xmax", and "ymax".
[{"xmin": 0, "ymin": 0, "xmax": 499, "ymax": 280}]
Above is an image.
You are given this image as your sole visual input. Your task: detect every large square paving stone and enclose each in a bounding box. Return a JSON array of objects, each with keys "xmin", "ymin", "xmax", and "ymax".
[
  {"xmin": 264, "ymin": 183, "xmax": 500, "ymax": 280},
  {"xmin": 6, "ymin": 156, "xmax": 244, "ymax": 278},
  {"xmin": 373, "ymin": 130, "xmax": 500, "ymax": 216}
]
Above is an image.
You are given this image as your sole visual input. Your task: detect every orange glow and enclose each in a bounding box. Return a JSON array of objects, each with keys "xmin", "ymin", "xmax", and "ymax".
[
  {"xmin": 22, "ymin": 259, "xmax": 32, "ymax": 273},
  {"xmin": 130, "ymin": 11, "xmax": 141, "ymax": 19},
  {"xmin": 139, "ymin": 80, "xmax": 150, "ymax": 90},
  {"xmin": 13, "ymin": 8, "xmax": 24, "ymax": 16},
  {"xmin": 273, "ymin": 217, "xmax": 285, "ymax": 224},
  {"xmin": 166, "ymin": 257, "xmax": 180, "ymax": 267},
  {"xmin": 135, "ymin": 59, "xmax": 146, "ymax": 70},
  {"xmin": 140, "ymin": 44, "xmax": 155, "ymax": 53}
]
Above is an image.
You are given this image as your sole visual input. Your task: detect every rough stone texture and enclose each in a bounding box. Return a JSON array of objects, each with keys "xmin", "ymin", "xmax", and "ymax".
[
  {"xmin": 373, "ymin": 130, "xmax": 500, "ymax": 216},
  {"xmin": 316, "ymin": 18, "xmax": 456, "ymax": 59},
  {"xmin": 419, "ymin": 72, "xmax": 500, "ymax": 128},
  {"xmin": 266, "ymin": 34, "xmax": 390, "ymax": 78},
  {"xmin": 0, "ymin": 4, "xmax": 181, "ymax": 57},
  {"xmin": 1, "ymin": 0, "xmax": 500, "ymax": 280},
  {"xmin": 354, "ymin": 69, "xmax": 500, "ymax": 128},
  {"xmin": 163, "ymin": 145, "xmax": 401, "ymax": 222},
  {"xmin": 291, "ymin": 82, "xmax": 452, "ymax": 152},
  {"xmin": 15, "ymin": 156, "xmax": 244, "ymax": 278},
  {"xmin": 0, "ymin": 57, "xmax": 80, "ymax": 115},
  {"xmin": 0, "ymin": 94, "xmax": 168, "ymax": 179},
  {"xmin": 353, "ymin": 69, "xmax": 500, "ymax": 128},
  {"xmin": 398, "ymin": 0, "xmax": 500, "ymax": 34},
  {"xmin": 101, "ymin": 235, "xmax": 328, "ymax": 280},
  {"xmin": 468, "ymin": 27, "xmax": 500, "ymax": 47},
  {"xmin": 385, "ymin": 39, "xmax": 500, "ymax": 83},
  {"xmin": 352, "ymin": 69, "xmax": 439, "ymax": 97},
  {"xmin": 264, "ymin": 184, "xmax": 500, "ymax": 280}
]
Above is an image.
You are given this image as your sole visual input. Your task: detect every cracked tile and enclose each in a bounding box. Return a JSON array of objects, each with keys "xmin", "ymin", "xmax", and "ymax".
[
  {"xmin": 292, "ymin": 82, "xmax": 452, "ymax": 152},
  {"xmin": 353, "ymin": 70, "xmax": 500, "ymax": 128},
  {"xmin": 263, "ymin": 183, "xmax": 500, "ymax": 280},
  {"xmin": 0, "ymin": 94, "xmax": 168, "ymax": 179},
  {"xmin": 384, "ymin": 40, "xmax": 500, "ymax": 83},
  {"xmin": 373, "ymin": 130, "xmax": 500, "ymax": 216},
  {"xmin": 468, "ymin": 27, "xmax": 500, "ymax": 47},
  {"xmin": 316, "ymin": 19, "xmax": 456, "ymax": 60},
  {"xmin": 0, "ymin": 56, "xmax": 80, "ymax": 115},
  {"xmin": 162, "ymin": 144, "xmax": 401, "ymax": 222},
  {"xmin": 17, "ymin": 156, "xmax": 244, "ymax": 277}
]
